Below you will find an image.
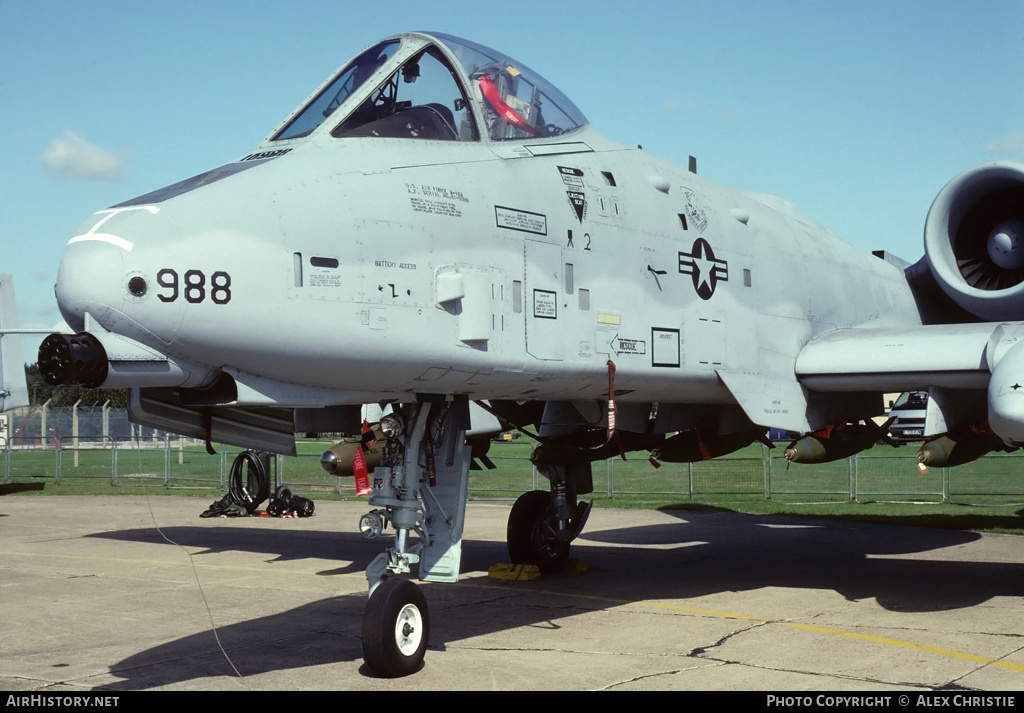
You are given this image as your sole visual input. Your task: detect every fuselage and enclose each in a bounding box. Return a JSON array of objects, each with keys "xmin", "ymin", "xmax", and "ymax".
[
  {"xmin": 54, "ymin": 124, "xmax": 922, "ymax": 405},
  {"xmin": 51, "ymin": 31, "xmax": 924, "ymax": 415}
]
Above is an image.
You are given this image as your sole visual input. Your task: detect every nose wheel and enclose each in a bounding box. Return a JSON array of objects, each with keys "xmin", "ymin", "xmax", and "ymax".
[{"xmin": 362, "ymin": 578, "xmax": 430, "ymax": 677}]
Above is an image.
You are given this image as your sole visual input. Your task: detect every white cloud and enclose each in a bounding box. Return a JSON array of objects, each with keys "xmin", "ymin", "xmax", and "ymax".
[
  {"xmin": 987, "ymin": 130, "xmax": 1024, "ymax": 157},
  {"xmin": 41, "ymin": 131, "xmax": 129, "ymax": 180}
]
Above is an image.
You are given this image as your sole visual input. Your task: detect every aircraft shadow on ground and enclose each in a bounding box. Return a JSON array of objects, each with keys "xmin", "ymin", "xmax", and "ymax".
[
  {"xmin": 89, "ymin": 525, "xmax": 387, "ymax": 572},
  {"xmin": 571, "ymin": 510, "xmax": 1016, "ymax": 611},
  {"xmin": 91, "ymin": 511, "xmax": 1023, "ymax": 689}
]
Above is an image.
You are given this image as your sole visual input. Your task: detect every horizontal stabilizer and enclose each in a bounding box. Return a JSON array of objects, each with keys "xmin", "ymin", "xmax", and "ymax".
[{"xmin": 0, "ymin": 274, "xmax": 29, "ymax": 412}]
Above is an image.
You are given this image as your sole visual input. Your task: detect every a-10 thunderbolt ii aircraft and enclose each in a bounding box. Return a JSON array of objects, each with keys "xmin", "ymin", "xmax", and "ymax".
[{"xmin": 2, "ymin": 30, "xmax": 1024, "ymax": 677}]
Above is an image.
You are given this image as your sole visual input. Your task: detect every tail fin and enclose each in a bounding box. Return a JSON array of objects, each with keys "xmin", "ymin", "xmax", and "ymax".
[{"xmin": 0, "ymin": 274, "xmax": 29, "ymax": 412}]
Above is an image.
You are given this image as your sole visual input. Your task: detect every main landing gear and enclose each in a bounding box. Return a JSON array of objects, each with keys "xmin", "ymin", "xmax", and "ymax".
[{"xmin": 507, "ymin": 463, "xmax": 593, "ymax": 574}]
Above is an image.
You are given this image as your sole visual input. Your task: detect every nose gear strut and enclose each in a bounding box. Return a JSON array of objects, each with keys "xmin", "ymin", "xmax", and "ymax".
[{"xmin": 360, "ymin": 401, "xmax": 471, "ymax": 677}]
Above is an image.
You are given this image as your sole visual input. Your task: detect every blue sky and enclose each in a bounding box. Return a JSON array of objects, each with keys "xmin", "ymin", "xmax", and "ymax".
[{"xmin": 1, "ymin": 0, "xmax": 1022, "ymax": 334}]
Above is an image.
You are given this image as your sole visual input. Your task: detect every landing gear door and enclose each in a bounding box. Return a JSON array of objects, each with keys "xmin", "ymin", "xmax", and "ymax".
[{"xmin": 525, "ymin": 240, "xmax": 563, "ymax": 360}]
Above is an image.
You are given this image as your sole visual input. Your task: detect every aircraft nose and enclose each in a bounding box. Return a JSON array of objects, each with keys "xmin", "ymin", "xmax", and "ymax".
[
  {"xmin": 55, "ymin": 205, "xmax": 169, "ymax": 332},
  {"xmin": 55, "ymin": 237, "xmax": 128, "ymax": 333}
]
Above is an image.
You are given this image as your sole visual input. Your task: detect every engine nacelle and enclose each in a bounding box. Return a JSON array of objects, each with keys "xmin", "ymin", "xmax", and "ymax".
[{"xmin": 925, "ymin": 162, "xmax": 1024, "ymax": 321}]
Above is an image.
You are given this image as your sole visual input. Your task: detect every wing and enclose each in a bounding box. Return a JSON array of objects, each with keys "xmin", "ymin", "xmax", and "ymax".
[{"xmin": 795, "ymin": 322, "xmax": 1024, "ymax": 443}]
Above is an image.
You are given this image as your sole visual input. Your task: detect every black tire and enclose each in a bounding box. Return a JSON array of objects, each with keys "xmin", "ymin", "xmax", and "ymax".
[
  {"xmin": 229, "ymin": 451, "xmax": 269, "ymax": 514},
  {"xmin": 362, "ymin": 579, "xmax": 429, "ymax": 678},
  {"xmin": 507, "ymin": 490, "xmax": 569, "ymax": 573}
]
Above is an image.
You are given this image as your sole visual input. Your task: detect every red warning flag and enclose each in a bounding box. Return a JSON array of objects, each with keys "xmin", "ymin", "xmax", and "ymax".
[{"xmin": 352, "ymin": 445, "xmax": 371, "ymax": 497}]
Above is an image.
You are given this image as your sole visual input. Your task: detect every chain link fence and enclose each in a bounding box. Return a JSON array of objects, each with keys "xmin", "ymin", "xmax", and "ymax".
[{"xmin": 4, "ymin": 407, "xmax": 1024, "ymax": 505}]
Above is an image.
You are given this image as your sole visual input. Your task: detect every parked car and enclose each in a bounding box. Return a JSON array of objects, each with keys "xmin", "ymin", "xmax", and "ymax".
[{"xmin": 888, "ymin": 391, "xmax": 928, "ymax": 443}]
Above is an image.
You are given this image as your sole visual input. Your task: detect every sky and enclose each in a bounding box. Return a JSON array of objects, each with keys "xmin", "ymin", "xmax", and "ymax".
[{"xmin": 1, "ymin": 0, "xmax": 1022, "ymax": 336}]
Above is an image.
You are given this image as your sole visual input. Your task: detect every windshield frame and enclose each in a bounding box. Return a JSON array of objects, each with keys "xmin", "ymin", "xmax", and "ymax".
[
  {"xmin": 268, "ymin": 38, "xmax": 414, "ymax": 143},
  {"xmin": 427, "ymin": 32, "xmax": 589, "ymax": 141},
  {"xmin": 329, "ymin": 44, "xmax": 479, "ymax": 142},
  {"xmin": 267, "ymin": 32, "xmax": 590, "ymax": 145}
]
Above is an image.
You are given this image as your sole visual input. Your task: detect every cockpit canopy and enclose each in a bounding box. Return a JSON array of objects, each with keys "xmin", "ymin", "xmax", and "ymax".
[{"xmin": 272, "ymin": 32, "xmax": 588, "ymax": 143}]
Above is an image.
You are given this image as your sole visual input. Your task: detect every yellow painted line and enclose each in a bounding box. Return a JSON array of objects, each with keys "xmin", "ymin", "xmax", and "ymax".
[
  {"xmin": 460, "ymin": 578, "xmax": 1023, "ymax": 672},
  {"xmin": 785, "ymin": 622, "xmax": 990, "ymax": 663},
  {"xmin": 636, "ymin": 598, "xmax": 767, "ymax": 621},
  {"xmin": 785, "ymin": 623, "xmax": 1024, "ymax": 672}
]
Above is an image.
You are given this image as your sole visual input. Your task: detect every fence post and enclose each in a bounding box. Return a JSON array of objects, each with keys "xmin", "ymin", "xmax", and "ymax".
[
  {"xmin": 606, "ymin": 458, "xmax": 612, "ymax": 498},
  {"xmin": 687, "ymin": 461, "xmax": 694, "ymax": 501},
  {"xmin": 164, "ymin": 434, "xmax": 171, "ymax": 486},
  {"xmin": 2, "ymin": 436, "xmax": 9, "ymax": 485},
  {"xmin": 72, "ymin": 399, "xmax": 81, "ymax": 468},
  {"xmin": 763, "ymin": 446, "xmax": 771, "ymax": 501},
  {"xmin": 849, "ymin": 454, "xmax": 857, "ymax": 502},
  {"xmin": 55, "ymin": 438, "xmax": 63, "ymax": 485},
  {"xmin": 942, "ymin": 467, "xmax": 951, "ymax": 504},
  {"xmin": 110, "ymin": 437, "xmax": 118, "ymax": 486},
  {"xmin": 41, "ymin": 399, "xmax": 50, "ymax": 447}
]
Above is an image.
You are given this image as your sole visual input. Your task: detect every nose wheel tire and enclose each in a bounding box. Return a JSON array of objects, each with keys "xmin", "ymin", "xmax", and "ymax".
[
  {"xmin": 507, "ymin": 489, "xmax": 570, "ymax": 573},
  {"xmin": 362, "ymin": 578, "xmax": 429, "ymax": 678}
]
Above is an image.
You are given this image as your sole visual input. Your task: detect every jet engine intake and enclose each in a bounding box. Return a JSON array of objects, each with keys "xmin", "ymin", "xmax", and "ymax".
[{"xmin": 925, "ymin": 162, "xmax": 1024, "ymax": 320}]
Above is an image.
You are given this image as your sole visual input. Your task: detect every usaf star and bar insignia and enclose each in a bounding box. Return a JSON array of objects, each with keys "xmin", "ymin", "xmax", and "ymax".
[{"xmin": 678, "ymin": 237, "xmax": 728, "ymax": 300}]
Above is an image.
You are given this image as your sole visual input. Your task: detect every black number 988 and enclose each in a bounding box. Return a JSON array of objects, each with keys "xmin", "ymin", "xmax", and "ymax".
[{"xmin": 156, "ymin": 269, "xmax": 231, "ymax": 304}]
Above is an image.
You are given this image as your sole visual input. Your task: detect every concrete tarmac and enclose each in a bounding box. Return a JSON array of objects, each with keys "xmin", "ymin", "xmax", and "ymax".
[{"xmin": 1, "ymin": 494, "xmax": 1023, "ymax": 691}]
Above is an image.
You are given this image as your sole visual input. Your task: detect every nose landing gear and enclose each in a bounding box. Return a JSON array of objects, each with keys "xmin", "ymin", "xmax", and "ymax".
[{"xmin": 359, "ymin": 401, "xmax": 470, "ymax": 678}]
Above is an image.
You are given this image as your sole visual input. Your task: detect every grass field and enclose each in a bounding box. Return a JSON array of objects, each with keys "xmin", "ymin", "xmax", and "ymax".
[{"xmin": 3, "ymin": 438, "xmax": 1024, "ymax": 535}]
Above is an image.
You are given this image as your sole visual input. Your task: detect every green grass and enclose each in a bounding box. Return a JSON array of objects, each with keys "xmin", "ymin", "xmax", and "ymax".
[{"xmin": 4, "ymin": 439, "xmax": 1024, "ymax": 535}]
